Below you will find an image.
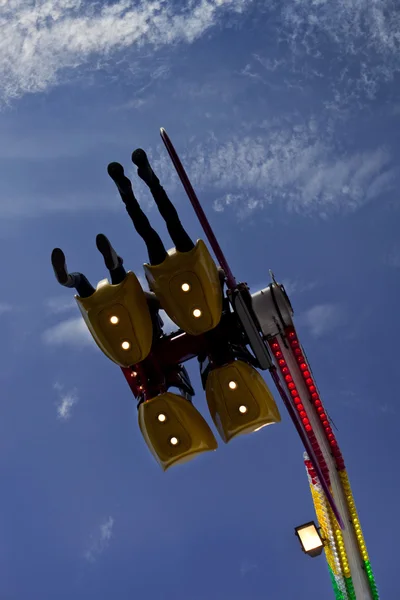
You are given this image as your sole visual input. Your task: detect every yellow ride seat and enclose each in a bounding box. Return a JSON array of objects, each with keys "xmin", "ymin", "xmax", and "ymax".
[
  {"xmin": 205, "ymin": 360, "xmax": 281, "ymax": 443},
  {"xmin": 138, "ymin": 392, "xmax": 218, "ymax": 471},
  {"xmin": 143, "ymin": 239, "xmax": 222, "ymax": 336},
  {"xmin": 76, "ymin": 271, "xmax": 153, "ymax": 368}
]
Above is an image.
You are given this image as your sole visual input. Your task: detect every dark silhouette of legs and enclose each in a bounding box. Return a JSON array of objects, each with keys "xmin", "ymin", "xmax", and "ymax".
[
  {"xmin": 131, "ymin": 149, "xmax": 195, "ymax": 253},
  {"xmin": 107, "ymin": 162, "xmax": 168, "ymax": 265},
  {"xmin": 51, "ymin": 248, "xmax": 95, "ymax": 297},
  {"xmin": 95, "ymin": 233, "xmax": 127, "ymax": 284}
]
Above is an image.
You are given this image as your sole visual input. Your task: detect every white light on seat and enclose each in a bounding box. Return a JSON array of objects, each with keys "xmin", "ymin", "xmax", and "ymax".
[
  {"xmin": 239, "ymin": 405, "xmax": 248, "ymax": 414},
  {"xmin": 157, "ymin": 413, "xmax": 167, "ymax": 423},
  {"xmin": 121, "ymin": 341, "xmax": 131, "ymax": 350},
  {"xmin": 228, "ymin": 380, "xmax": 237, "ymax": 390},
  {"xmin": 192, "ymin": 308, "xmax": 202, "ymax": 318},
  {"xmin": 110, "ymin": 315, "xmax": 119, "ymax": 324},
  {"xmin": 181, "ymin": 283, "xmax": 191, "ymax": 292},
  {"xmin": 170, "ymin": 436, "xmax": 179, "ymax": 446}
]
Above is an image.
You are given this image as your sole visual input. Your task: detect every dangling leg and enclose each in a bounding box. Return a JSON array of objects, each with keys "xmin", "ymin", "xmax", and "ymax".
[
  {"xmin": 131, "ymin": 149, "xmax": 195, "ymax": 253},
  {"xmin": 95, "ymin": 233, "xmax": 127, "ymax": 285},
  {"xmin": 51, "ymin": 248, "xmax": 95, "ymax": 298},
  {"xmin": 107, "ymin": 162, "xmax": 168, "ymax": 266}
]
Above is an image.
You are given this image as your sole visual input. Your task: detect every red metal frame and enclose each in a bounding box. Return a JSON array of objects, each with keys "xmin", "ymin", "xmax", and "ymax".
[{"xmin": 121, "ymin": 309, "xmax": 238, "ymax": 400}]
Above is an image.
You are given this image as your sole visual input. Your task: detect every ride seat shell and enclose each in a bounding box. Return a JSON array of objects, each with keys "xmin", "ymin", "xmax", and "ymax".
[
  {"xmin": 205, "ymin": 360, "xmax": 281, "ymax": 443},
  {"xmin": 76, "ymin": 271, "xmax": 153, "ymax": 367},
  {"xmin": 138, "ymin": 392, "xmax": 218, "ymax": 471},
  {"xmin": 143, "ymin": 239, "xmax": 222, "ymax": 336}
]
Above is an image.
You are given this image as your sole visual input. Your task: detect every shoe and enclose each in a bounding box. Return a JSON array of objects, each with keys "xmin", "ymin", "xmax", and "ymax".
[
  {"xmin": 107, "ymin": 162, "xmax": 132, "ymax": 198},
  {"xmin": 51, "ymin": 248, "xmax": 70, "ymax": 285},
  {"xmin": 107, "ymin": 161, "xmax": 125, "ymax": 179},
  {"xmin": 96, "ymin": 233, "xmax": 121, "ymax": 271},
  {"xmin": 131, "ymin": 149, "xmax": 160, "ymax": 189}
]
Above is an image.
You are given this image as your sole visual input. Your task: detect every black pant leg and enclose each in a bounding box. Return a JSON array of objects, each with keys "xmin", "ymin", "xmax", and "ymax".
[
  {"xmin": 124, "ymin": 202, "xmax": 168, "ymax": 265},
  {"xmin": 69, "ymin": 273, "xmax": 96, "ymax": 297},
  {"xmin": 150, "ymin": 185, "xmax": 195, "ymax": 253}
]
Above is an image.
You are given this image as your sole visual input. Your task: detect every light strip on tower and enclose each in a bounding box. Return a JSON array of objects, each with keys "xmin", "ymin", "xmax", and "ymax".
[
  {"xmin": 339, "ymin": 470, "xmax": 380, "ymax": 599},
  {"xmin": 269, "ymin": 338, "xmax": 331, "ymax": 484},
  {"xmin": 285, "ymin": 326, "xmax": 345, "ymax": 471},
  {"xmin": 305, "ymin": 455, "xmax": 348, "ymax": 600}
]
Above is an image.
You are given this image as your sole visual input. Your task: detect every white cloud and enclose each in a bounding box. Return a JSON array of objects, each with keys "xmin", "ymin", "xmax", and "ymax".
[
  {"xmin": 240, "ymin": 559, "xmax": 258, "ymax": 577},
  {"xmin": 301, "ymin": 303, "xmax": 344, "ymax": 338},
  {"xmin": 280, "ymin": 0, "xmax": 400, "ymax": 108},
  {"xmin": 45, "ymin": 296, "xmax": 76, "ymax": 315},
  {"xmin": 0, "ymin": 303, "xmax": 12, "ymax": 315},
  {"xmin": 42, "ymin": 316, "xmax": 94, "ymax": 347},
  {"xmin": 281, "ymin": 279, "xmax": 317, "ymax": 297},
  {"xmin": 84, "ymin": 516, "xmax": 114, "ymax": 563},
  {"xmin": 0, "ymin": 190, "xmax": 120, "ymax": 219},
  {"xmin": 282, "ymin": 0, "xmax": 400, "ymax": 60},
  {"xmin": 386, "ymin": 244, "xmax": 400, "ymax": 268},
  {"xmin": 213, "ymin": 192, "xmax": 262, "ymax": 220},
  {"xmin": 0, "ymin": 0, "xmax": 250, "ymax": 105},
  {"xmin": 54, "ymin": 382, "xmax": 79, "ymax": 420},
  {"xmin": 234, "ymin": 2, "xmax": 400, "ymax": 113},
  {"xmin": 169, "ymin": 119, "xmax": 397, "ymax": 218}
]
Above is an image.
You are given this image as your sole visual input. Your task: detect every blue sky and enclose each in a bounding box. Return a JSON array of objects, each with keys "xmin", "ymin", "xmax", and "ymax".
[{"xmin": 0, "ymin": 1, "xmax": 399, "ymax": 598}]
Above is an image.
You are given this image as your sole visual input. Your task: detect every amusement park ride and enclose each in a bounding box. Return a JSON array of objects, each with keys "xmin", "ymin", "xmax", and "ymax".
[{"xmin": 64, "ymin": 129, "xmax": 379, "ymax": 599}]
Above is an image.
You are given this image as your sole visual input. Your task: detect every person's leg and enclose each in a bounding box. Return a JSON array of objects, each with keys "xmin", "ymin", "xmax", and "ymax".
[
  {"xmin": 107, "ymin": 162, "xmax": 168, "ymax": 265},
  {"xmin": 96, "ymin": 233, "xmax": 127, "ymax": 285},
  {"xmin": 51, "ymin": 248, "xmax": 95, "ymax": 297},
  {"xmin": 131, "ymin": 149, "xmax": 195, "ymax": 253}
]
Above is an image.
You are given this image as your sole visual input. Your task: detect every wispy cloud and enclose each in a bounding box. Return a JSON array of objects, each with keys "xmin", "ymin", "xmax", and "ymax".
[
  {"xmin": 213, "ymin": 192, "xmax": 262, "ymax": 220},
  {"xmin": 0, "ymin": 302, "xmax": 13, "ymax": 315},
  {"xmin": 281, "ymin": 279, "xmax": 317, "ymax": 297},
  {"xmin": 238, "ymin": 2, "xmax": 400, "ymax": 113},
  {"xmin": 54, "ymin": 382, "xmax": 79, "ymax": 421},
  {"xmin": 45, "ymin": 296, "xmax": 76, "ymax": 315},
  {"xmin": 386, "ymin": 244, "xmax": 400, "ymax": 268},
  {"xmin": 240, "ymin": 559, "xmax": 258, "ymax": 577},
  {"xmin": 0, "ymin": 0, "xmax": 251, "ymax": 105},
  {"xmin": 301, "ymin": 303, "xmax": 345, "ymax": 338},
  {"xmin": 339, "ymin": 389, "xmax": 396, "ymax": 416},
  {"xmin": 42, "ymin": 317, "xmax": 94, "ymax": 347},
  {"xmin": 168, "ymin": 119, "xmax": 397, "ymax": 218},
  {"xmin": 84, "ymin": 516, "xmax": 114, "ymax": 563},
  {"xmin": 281, "ymin": 0, "xmax": 400, "ymax": 63}
]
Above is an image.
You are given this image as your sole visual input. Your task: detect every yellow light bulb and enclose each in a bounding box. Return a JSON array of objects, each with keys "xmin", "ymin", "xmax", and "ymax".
[
  {"xmin": 170, "ymin": 436, "xmax": 179, "ymax": 446},
  {"xmin": 121, "ymin": 341, "xmax": 131, "ymax": 350},
  {"xmin": 110, "ymin": 315, "xmax": 119, "ymax": 325},
  {"xmin": 228, "ymin": 380, "xmax": 237, "ymax": 390},
  {"xmin": 181, "ymin": 283, "xmax": 191, "ymax": 292},
  {"xmin": 239, "ymin": 405, "xmax": 248, "ymax": 414},
  {"xmin": 192, "ymin": 308, "xmax": 202, "ymax": 318},
  {"xmin": 158, "ymin": 414, "xmax": 167, "ymax": 423}
]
